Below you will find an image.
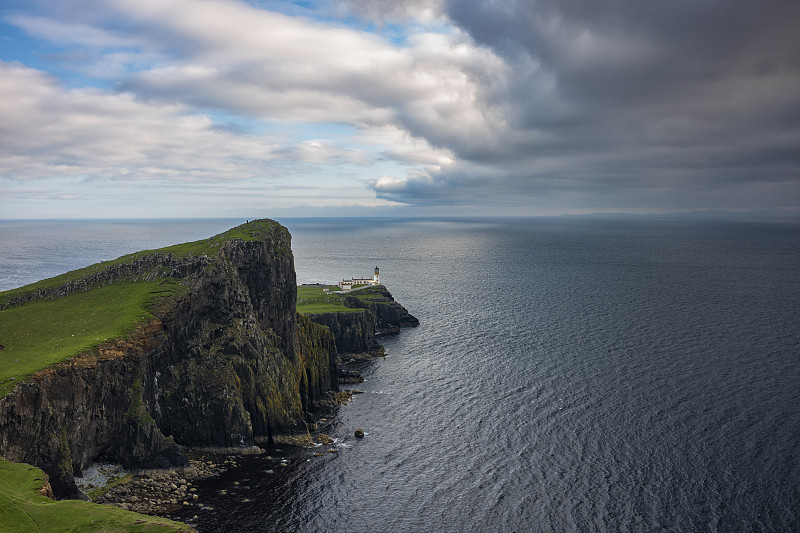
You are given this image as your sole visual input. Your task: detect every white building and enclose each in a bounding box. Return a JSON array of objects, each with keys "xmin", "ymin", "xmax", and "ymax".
[{"xmin": 339, "ymin": 266, "xmax": 380, "ymax": 290}]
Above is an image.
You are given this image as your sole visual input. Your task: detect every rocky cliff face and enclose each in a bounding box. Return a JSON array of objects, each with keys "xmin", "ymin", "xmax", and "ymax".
[
  {"xmin": 306, "ymin": 286, "xmax": 418, "ymax": 358},
  {"xmin": 143, "ymin": 234, "xmax": 308, "ymax": 447},
  {"xmin": 295, "ymin": 314, "xmax": 338, "ymax": 407},
  {"xmin": 0, "ymin": 321, "xmax": 185, "ymax": 498},
  {"xmin": 0, "ymin": 220, "xmax": 337, "ymax": 498},
  {"xmin": 341, "ymin": 286, "xmax": 420, "ymax": 333},
  {"xmin": 305, "ymin": 310, "xmax": 384, "ymax": 357}
]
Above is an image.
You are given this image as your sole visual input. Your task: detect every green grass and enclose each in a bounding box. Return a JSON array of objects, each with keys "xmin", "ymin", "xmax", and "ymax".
[
  {"xmin": 155, "ymin": 218, "xmax": 280, "ymax": 258},
  {"xmin": 0, "ymin": 280, "xmax": 183, "ymax": 398},
  {"xmin": 0, "ymin": 252, "xmax": 152, "ymax": 308},
  {"xmin": 351, "ymin": 293, "xmax": 385, "ymax": 302},
  {"xmin": 296, "ymin": 286, "xmax": 360, "ymax": 315},
  {"xmin": 296, "ymin": 303, "xmax": 361, "ymax": 314},
  {"xmin": 0, "ymin": 459, "xmax": 192, "ymax": 532},
  {"xmin": 347, "ymin": 285, "xmax": 387, "ymax": 302},
  {"xmin": 0, "ymin": 219, "xmax": 281, "ymax": 308}
]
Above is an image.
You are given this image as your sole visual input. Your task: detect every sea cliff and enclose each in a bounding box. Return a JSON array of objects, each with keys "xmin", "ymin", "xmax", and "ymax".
[
  {"xmin": 303, "ymin": 284, "xmax": 419, "ymax": 359},
  {"xmin": 0, "ymin": 220, "xmax": 337, "ymax": 499},
  {"xmin": 305, "ymin": 310, "xmax": 384, "ymax": 357},
  {"xmin": 340, "ymin": 285, "xmax": 420, "ymax": 333}
]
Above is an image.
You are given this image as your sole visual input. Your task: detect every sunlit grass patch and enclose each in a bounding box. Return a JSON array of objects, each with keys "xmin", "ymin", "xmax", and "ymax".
[
  {"xmin": 0, "ymin": 219, "xmax": 281, "ymax": 308},
  {"xmin": 0, "ymin": 459, "xmax": 192, "ymax": 532},
  {"xmin": 0, "ymin": 280, "xmax": 182, "ymax": 398},
  {"xmin": 296, "ymin": 285, "xmax": 359, "ymax": 315}
]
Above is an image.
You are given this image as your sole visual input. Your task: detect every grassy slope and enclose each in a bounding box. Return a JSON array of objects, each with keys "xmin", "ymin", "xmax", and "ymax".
[
  {"xmin": 296, "ymin": 285, "xmax": 361, "ymax": 315},
  {"xmin": 0, "ymin": 219, "xmax": 281, "ymax": 398},
  {"xmin": 0, "ymin": 459, "xmax": 192, "ymax": 533},
  {"xmin": 348, "ymin": 288, "xmax": 387, "ymax": 303},
  {"xmin": 0, "ymin": 280, "xmax": 182, "ymax": 398},
  {"xmin": 0, "ymin": 219, "xmax": 279, "ymax": 308}
]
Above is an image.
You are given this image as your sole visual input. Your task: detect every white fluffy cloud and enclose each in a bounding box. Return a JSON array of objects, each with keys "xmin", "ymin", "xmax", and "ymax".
[
  {"xmin": 0, "ymin": 60, "xmax": 287, "ymax": 182},
  {"xmin": 109, "ymin": 0, "xmax": 508, "ymax": 149}
]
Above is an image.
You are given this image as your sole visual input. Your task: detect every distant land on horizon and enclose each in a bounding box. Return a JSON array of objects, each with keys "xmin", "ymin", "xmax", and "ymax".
[{"xmin": 1, "ymin": 209, "xmax": 799, "ymax": 222}]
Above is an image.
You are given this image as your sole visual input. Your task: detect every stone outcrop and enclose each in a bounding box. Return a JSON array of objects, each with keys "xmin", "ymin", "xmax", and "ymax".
[
  {"xmin": 305, "ymin": 285, "xmax": 419, "ymax": 360},
  {"xmin": 341, "ymin": 286, "xmax": 420, "ymax": 333},
  {"xmin": 305, "ymin": 310, "xmax": 384, "ymax": 358},
  {"xmin": 0, "ymin": 220, "xmax": 338, "ymax": 498}
]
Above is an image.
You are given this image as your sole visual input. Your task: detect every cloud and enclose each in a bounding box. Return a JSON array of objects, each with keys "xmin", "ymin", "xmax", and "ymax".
[
  {"xmin": 0, "ymin": 60, "xmax": 385, "ymax": 188},
  {"xmin": 4, "ymin": 0, "xmax": 800, "ymax": 215},
  {"xmin": 7, "ymin": 14, "xmax": 139, "ymax": 49},
  {"xmin": 365, "ymin": 0, "xmax": 800, "ymax": 211},
  {"xmin": 0, "ymin": 61, "xmax": 280, "ymax": 182},
  {"xmin": 5, "ymin": 0, "xmax": 490, "ymax": 193},
  {"xmin": 334, "ymin": 0, "xmax": 445, "ymax": 24},
  {"xmin": 106, "ymin": 0, "xmax": 508, "ymax": 151}
]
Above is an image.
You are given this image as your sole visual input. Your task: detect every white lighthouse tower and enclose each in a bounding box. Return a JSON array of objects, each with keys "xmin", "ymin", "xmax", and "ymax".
[{"xmin": 373, "ymin": 266, "xmax": 380, "ymax": 284}]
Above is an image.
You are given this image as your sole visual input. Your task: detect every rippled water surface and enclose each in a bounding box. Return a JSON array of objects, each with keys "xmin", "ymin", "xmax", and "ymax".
[{"xmin": 2, "ymin": 217, "xmax": 799, "ymax": 532}]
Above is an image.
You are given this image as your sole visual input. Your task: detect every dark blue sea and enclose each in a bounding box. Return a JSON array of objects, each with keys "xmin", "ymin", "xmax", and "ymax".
[{"xmin": 2, "ymin": 217, "xmax": 799, "ymax": 532}]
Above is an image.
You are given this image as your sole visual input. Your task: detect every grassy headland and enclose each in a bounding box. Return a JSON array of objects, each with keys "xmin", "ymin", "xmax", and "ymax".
[
  {"xmin": 0, "ymin": 219, "xmax": 281, "ymax": 398},
  {"xmin": 346, "ymin": 286, "xmax": 388, "ymax": 303},
  {"xmin": 0, "ymin": 280, "xmax": 183, "ymax": 398},
  {"xmin": 0, "ymin": 220, "xmax": 289, "ymax": 533},
  {"xmin": 0, "ymin": 459, "xmax": 192, "ymax": 532},
  {"xmin": 295, "ymin": 283, "xmax": 390, "ymax": 315},
  {"xmin": 295, "ymin": 285, "xmax": 360, "ymax": 314},
  {"xmin": 0, "ymin": 219, "xmax": 279, "ymax": 308}
]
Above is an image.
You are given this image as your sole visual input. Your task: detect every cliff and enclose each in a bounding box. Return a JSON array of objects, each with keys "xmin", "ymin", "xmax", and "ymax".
[
  {"xmin": 340, "ymin": 285, "xmax": 420, "ymax": 333},
  {"xmin": 305, "ymin": 310, "xmax": 384, "ymax": 358},
  {"xmin": 304, "ymin": 285, "xmax": 418, "ymax": 358},
  {"xmin": 0, "ymin": 220, "xmax": 337, "ymax": 498}
]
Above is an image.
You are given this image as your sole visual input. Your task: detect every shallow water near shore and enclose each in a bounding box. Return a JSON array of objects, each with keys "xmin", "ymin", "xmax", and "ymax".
[{"xmin": 3, "ymin": 217, "xmax": 799, "ymax": 532}]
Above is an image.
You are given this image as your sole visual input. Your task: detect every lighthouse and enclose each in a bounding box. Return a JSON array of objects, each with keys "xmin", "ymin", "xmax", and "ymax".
[{"xmin": 373, "ymin": 266, "xmax": 380, "ymax": 284}]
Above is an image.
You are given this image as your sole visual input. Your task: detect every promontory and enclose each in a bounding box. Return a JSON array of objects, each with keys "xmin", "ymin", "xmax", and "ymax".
[{"xmin": 0, "ymin": 219, "xmax": 416, "ymax": 531}]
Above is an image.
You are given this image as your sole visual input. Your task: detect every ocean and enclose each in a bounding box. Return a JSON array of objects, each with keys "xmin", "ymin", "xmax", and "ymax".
[{"xmin": 1, "ymin": 217, "xmax": 799, "ymax": 532}]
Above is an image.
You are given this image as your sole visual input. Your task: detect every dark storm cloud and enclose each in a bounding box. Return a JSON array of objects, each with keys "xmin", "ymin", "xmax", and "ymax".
[
  {"xmin": 370, "ymin": 0, "xmax": 800, "ymax": 212},
  {"xmin": 446, "ymin": 0, "xmax": 800, "ymax": 112}
]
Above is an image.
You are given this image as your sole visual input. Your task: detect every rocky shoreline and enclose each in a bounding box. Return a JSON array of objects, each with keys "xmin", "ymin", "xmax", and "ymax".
[
  {"xmin": 63, "ymin": 278, "xmax": 413, "ymax": 523},
  {"xmin": 88, "ymin": 388, "xmax": 366, "ymax": 520},
  {"xmin": 90, "ymin": 456, "xmax": 228, "ymax": 515}
]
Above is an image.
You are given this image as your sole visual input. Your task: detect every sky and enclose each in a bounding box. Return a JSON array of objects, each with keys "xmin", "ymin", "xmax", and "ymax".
[{"xmin": 1, "ymin": 0, "xmax": 799, "ymax": 218}]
